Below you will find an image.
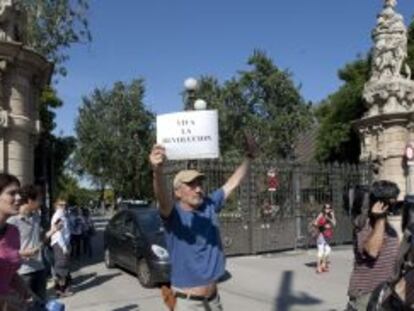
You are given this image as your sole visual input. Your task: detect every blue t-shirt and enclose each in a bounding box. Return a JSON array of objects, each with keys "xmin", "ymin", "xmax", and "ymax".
[{"xmin": 163, "ymin": 189, "xmax": 225, "ymax": 287}]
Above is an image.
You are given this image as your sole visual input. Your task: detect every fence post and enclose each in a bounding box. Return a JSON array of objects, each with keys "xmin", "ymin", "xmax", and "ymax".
[
  {"xmin": 246, "ymin": 161, "xmax": 256, "ymax": 254},
  {"xmin": 331, "ymin": 162, "xmax": 343, "ymax": 244},
  {"xmin": 292, "ymin": 163, "xmax": 303, "ymax": 248}
]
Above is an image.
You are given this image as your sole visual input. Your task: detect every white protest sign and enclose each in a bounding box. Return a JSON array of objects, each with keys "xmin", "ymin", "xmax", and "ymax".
[{"xmin": 156, "ymin": 110, "xmax": 220, "ymax": 160}]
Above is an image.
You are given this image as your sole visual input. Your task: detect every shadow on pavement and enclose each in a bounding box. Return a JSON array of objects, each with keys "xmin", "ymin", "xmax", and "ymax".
[
  {"xmin": 304, "ymin": 261, "xmax": 317, "ymax": 268},
  {"xmin": 274, "ymin": 270, "xmax": 322, "ymax": 311},
  {"xmin": 71, "ymin": 272, "xmax": 97, "ymax": 286},
  {"xmin": 72, "ymin": 272, "xmax": 122, "ymax": 292},
  {"xmin": 111, "ymin": 304, "xmax": 139, "ymax": 311}
]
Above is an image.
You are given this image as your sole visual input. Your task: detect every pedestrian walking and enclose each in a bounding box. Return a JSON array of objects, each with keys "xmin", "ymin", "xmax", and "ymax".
[
  {"xmin": 50, "ymin": 198, "xmax": 73, "ymax": 297},
  {"xmin": 81, "ymin": 208, "xmax": 94, "ymax": 258},
  {"xmin": 313, "ymin": 203, "xmax": 336, "ymax": 273},
  {"xmin": 69, "ymin": 207, "xmax": 83, "ymax": 260},
  {"xmin": 150, "ymin": 133, "xmax": 257, "ymax": 311}
]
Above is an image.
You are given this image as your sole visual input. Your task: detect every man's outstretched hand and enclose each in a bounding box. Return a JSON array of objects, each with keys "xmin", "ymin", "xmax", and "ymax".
[
  {"xmin": 149, "ymin": 144, "xmax": 166, "ymax": 171},
  {"xmin": 243, "ymin": 130, "xmax": 258, "ymax": 159}
]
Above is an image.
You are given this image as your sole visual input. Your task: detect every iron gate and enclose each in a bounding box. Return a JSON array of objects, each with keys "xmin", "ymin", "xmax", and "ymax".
[{"xmin": 165, "ymin": 160, "xmax": 372, "ymax": 256}]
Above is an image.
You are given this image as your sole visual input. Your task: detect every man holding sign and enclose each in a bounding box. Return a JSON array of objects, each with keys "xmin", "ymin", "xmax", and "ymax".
[{"xmin": 149, "ymin": 133, "xmax": 256, "ymax": 311}]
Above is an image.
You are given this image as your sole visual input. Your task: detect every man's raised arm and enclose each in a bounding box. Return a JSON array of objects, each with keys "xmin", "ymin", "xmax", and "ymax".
[
  {"xmin": 150, "ymin": 144, "xmax": 173, "ymax": 218},
  {"xmin": 222, "ymin": 158, "xmax": 251, "ymax": 200},
  {"xmin": 222, "ymin": 131, "xmax": 258, "ymax": 200},
  {"xmin": 363, "ymin": 202, "xmax": 388, "ymax": 258}
]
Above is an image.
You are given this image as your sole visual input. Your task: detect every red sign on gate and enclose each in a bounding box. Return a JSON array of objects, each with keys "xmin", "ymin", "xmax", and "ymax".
[{"xmin": 267, "ymin": 169, "xmax": 279, "ymax": 192}]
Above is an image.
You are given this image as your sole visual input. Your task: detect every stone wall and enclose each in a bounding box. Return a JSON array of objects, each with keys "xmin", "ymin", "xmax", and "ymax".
[{"xmin": 0, "ymin": 42, "xmax": 52, "ymax": 184}]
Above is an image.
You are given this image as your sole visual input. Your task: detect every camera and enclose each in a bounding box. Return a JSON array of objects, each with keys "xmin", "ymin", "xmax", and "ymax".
[
  {"xmin": 345, "ymin": 180, "xmax": 400, "ymax": 228},
  {"xmin": 369, "ymin": 180, "xmax": 400, "ymax": 212}
]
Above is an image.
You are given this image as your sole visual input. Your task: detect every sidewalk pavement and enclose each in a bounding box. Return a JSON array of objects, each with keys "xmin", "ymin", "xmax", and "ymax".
[
  {"xmin": 220, "ymin": 246, "xmax": 354, "ymax": 311},
  {"xmin": 62, "ymin": 245, "xmax": 355, "ymax": 311}
]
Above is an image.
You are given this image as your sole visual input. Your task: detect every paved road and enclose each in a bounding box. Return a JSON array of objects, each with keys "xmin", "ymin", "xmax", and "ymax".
[{"xmin": 59, "ymin": 215, "xmax": 354, "ymax": 311}]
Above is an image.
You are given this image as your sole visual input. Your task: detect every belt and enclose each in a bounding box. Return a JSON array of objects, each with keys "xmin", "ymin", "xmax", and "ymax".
[{"xmin": 174, "ymin": 290, "xmax": 218, "ymax": 302}]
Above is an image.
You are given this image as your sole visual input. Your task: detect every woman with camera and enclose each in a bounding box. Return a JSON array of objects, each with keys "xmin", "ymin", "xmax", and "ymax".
[{"xmin": 313, "ymin": 203, "xmax": 336, "ymax": 273}]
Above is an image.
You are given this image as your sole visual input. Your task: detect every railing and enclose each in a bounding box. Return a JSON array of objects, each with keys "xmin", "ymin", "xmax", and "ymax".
[{"xmin": 165, "ymin": 160, "xmax": 372, "ymax": 256}]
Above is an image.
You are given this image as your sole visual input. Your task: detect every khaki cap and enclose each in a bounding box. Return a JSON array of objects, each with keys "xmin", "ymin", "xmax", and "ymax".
[{"xmin": 173, "ymin": 170, "xmax": 205, "ymax": 189}]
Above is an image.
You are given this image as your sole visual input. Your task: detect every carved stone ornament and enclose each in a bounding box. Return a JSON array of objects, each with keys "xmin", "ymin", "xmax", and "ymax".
[
  {"xmin": 385, "ymin": 0, "xmax": 397, "ymax": 8},
  {"xmin": 0, "ymin": 0, "xmax": 26, "ymax": 43},
  {"xmin": 363, "ymin": 0, "xmax": 414, "ymax": 116},
  {"xmin": 0, "ymin": 107, "xmax": 8, "ymax": 128},
  {"xmin": 0, "ymin": 0, "xmax": 12, "ymax": 14}
]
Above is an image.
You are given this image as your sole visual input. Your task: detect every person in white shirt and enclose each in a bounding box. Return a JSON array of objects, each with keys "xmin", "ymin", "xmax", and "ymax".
[{"xmin": 50, "ymin": 198, "xmax": 72, "ymax": 297}]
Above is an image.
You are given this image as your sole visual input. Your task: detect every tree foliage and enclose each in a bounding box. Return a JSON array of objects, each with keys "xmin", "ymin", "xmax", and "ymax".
[
  {"xmin": 197, "ymin": 51, "xmax": 312, "ymax": 159},
  {"xmin": 51, "ymin": 135, "xmax": 77, "ymax": 181},
  {"xmin": 56, "ymin": 173, "xmax": 97, "ymax": 207},
  {"xmin": 21, "ymin": 0, "xmax": 91, "ymax": 77},
  {"xmin": 315, "ymin": 18, "xmax": 414, "ymax": 163},
  {"xmin": 75, "ymin": 79, "xmax": 154, "ymax": 199},
  {"xmin": 315, "ymin": 58, "xmax": 370, "ymax": 163},
  {"xmin": 6, "ymin": 0, "xmax": 93, "ymax": 206}
]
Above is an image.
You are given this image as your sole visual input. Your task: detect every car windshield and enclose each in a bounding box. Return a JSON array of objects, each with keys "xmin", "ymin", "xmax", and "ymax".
[{"xmin": 136, "ymin": 209, "xmax": 163, "ymax": 234}]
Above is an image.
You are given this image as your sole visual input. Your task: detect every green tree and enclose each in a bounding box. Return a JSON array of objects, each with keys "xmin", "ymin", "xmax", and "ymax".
[
  {"xmin": 22, "ymin": 0, "xmax": 92, "ymax": 77},
  {"xmin": 315, "ymin": 58, "xmax": 370, "ymax": 163},
  {"xmin": 75, "ymin": 79, "xmax": 154, "ymax": 199},
  {"xmin": 197, "ymin": 51, "xmax": 312, "ymax": 159},
  {"xmin": 22, "ymin": 0, "xmax": 92, "ymax": 201},
  {"xmin": 20, "ymin": 0, "xmax": 92, "ymax": 131},
  {"xmin": 57, "ymin": 174, "xmax": 97, "ymax": 207},
  {"xmin": 315, "ymin": 18, "xmax": 414, "ymax": 164}
]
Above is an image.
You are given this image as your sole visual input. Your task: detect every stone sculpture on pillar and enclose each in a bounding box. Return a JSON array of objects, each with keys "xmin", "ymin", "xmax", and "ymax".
[
  {"xmin": 364, "ymin": 0, "xmax": 414, "ymax": 116},
  {"xmin": 0, "ymin": 0, "xmax": 26, "ymax": 42},
  {"xmin": 356, "ymin": 0, "xmax": 414, "ymax": 196}
]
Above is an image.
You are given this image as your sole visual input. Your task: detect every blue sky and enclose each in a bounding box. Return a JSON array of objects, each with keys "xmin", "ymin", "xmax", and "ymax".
[{"xmin": 54, "ymin": 0, "xmax": 414, "ymax": 136}]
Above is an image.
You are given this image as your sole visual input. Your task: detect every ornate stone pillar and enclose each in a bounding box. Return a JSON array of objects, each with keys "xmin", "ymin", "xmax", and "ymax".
[
  {"xmin": 355, "ymin": 0, "xmax": 414, "ymax": 197},
  {"xmin": 0, "ymin": 2, "xmax": 52, "ymax": 184}
]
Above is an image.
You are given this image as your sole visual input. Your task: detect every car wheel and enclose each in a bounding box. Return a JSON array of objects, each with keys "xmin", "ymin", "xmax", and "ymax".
[
  {"xmin": 136, "ymin": 258, "xmax": 154, "ymax": 288},
  {"xmin": 104, "ymin": 248, "xmax": 115, "ymax": 268}
]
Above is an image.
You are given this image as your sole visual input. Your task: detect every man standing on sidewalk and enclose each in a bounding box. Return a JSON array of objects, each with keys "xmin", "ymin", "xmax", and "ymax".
[
  {"xmin": 346, "ymin": 180, "xmax": 400, "ymax": 311},
  {"xmin": 149, "ymin": 136, "xmax": 256, "ymax": 311}
]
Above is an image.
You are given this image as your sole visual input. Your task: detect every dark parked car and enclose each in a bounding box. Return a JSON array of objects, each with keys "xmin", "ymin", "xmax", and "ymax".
[
  {"xmin": 117, "ymin": 200, "xmax": 149, "ymax": 210},
  {"xmin": 103, "ymin": 206, "xmax": 170, "ymax": 287}
]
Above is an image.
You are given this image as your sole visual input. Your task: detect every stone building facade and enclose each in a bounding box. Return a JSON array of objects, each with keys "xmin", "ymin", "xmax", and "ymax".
[{"xmin": 0, "ymin": 1, "xmax": 52, "ymax": 184}]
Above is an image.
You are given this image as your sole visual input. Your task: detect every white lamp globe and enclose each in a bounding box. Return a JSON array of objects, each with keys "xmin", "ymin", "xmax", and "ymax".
[
  {"xmin": 194, "ymin": 99, "xmax": 207, "ymax": 110},
  {"xmin": 184, "ymin": 77, "xmax": 198, "ymax": 91}
]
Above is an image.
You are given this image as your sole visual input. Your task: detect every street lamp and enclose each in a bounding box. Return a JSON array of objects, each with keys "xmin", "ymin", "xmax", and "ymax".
[
  {"xmin": 194, "ymin": 99, "xmax": 207, "ymax": 110},
  {"xmin": 183, "ymin": 77, "xmax": 207, "ymax": 111},
  {"xmin": 183, "ymin": 78, "xmax": 208, "ymax": 170},
  {"xmin": 184, "ymin": 77, "xmax": 198, "ymax": 111}
]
